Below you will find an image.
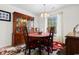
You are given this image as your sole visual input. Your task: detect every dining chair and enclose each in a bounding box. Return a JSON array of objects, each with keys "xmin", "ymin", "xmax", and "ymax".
[
  {"xmin": 22, "ymin": 26, "xmax": 38, "ymax": 55},
  {"xmin": 44, "ymin": 27, "xmax": 55, "ymax": 55}
]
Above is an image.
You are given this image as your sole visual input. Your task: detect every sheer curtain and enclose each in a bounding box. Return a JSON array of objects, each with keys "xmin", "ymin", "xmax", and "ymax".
[{"xmin": 56, "ymin": 12, "xmax": 63, "ymax": 42}]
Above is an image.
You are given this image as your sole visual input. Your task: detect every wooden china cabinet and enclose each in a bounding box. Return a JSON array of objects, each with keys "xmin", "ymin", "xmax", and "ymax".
[{"xmin": 12, "ymin": 12, "xmax": 33, "ymax": 46}]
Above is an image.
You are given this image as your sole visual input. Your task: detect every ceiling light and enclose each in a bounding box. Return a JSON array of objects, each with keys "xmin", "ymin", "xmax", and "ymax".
[{"xmin": 40, "ymin": 4, "xmax": 49, "ymax": 17}]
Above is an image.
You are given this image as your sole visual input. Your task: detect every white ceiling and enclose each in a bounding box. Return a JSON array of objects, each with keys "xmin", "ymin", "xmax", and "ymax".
[{"xmin": 12, "ymin": 4, "xmax": 67, "ymax": 16}]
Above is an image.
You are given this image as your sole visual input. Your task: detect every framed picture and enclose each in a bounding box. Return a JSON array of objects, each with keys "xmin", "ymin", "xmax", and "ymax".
[{"xmin": 0, "ymin": 10, "xmax": 11, "ymax": 21}]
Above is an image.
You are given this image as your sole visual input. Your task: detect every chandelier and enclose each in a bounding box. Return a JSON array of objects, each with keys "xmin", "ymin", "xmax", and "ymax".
[{"xmin": 40, "ymin": 4, "xmax": 49, "ymax": 17}]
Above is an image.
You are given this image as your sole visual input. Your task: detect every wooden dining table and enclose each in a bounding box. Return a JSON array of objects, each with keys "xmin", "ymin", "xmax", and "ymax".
[
  {"xmin": 28, "ymin": 32, "xmax": 50, "ymax": 55},
  {"xmin": 29, "ymin": 32, "xmax": 50, "ymax": 37}
]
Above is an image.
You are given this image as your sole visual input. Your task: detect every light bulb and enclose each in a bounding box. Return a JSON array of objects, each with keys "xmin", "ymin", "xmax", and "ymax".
[
  {"xmin": 44, "ymin": 13, "xmax": 48, "ymax": 16},
  {"xmin": 41, "ymin": 13, "xmax": 43, "ymax": 17}
]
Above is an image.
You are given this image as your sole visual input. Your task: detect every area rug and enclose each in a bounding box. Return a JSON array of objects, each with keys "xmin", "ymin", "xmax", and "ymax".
[{"xmin": 0, "ymin": 41, "xmax": 64, "ymax": 55}]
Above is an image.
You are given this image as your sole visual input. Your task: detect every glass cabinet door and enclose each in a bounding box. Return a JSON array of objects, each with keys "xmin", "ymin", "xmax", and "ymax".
[
  {"xmin": 16, "ymin": 17, "xmax": 27, "ymax": 33},
  {"xmin": 16, "ymin": 18, "xmax": 21, "ymax": 33}
]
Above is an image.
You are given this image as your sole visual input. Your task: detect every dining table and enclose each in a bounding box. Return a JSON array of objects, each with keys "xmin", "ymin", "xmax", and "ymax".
[
  {"xmin": 28, "ymin": 32, "xmax": 50, "ymax": 55},
  {"xmin": 29, "ymin": 32, "xmax": 50, "ymax": 37}
]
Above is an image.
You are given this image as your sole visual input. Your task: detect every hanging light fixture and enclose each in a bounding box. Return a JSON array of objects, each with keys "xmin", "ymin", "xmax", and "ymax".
[{"xmin": 40, "ymin": 4, "xmax": 49, "ymax": 17}]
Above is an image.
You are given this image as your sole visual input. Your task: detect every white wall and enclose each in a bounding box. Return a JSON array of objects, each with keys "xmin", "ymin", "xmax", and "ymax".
[
  {"xmin": 63, "ymin": 5, "xmax": 79, "ymax": 43},
  {"xmin": 50, "ymin": 5, "xmax": 79, "ymax": 43},
  {"xmin": 0, "ymin": 4, "xmax": 35, "ymax": 48}
]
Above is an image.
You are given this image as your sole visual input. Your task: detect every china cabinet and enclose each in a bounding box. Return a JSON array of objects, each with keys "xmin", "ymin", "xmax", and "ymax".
[{"xmin": 12, "ymin": 12, "xmax": 33, "ymax": 46}]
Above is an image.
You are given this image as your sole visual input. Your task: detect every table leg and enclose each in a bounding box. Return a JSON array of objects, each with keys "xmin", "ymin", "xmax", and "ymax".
[{"xmin": 38, "ymin": 39, "xmax": 41, "ymax": 55}]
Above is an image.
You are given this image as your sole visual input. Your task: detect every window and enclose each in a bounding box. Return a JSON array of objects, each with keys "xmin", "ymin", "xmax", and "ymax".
[{"xmin": 47, "ymin": 16, "xmax": 57, "ymax": 33}]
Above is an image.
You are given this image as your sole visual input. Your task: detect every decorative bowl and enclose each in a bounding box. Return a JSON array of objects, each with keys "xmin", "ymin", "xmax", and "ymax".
[{"xmin": 38, "ymin": 32, "xmax": 42, "ymax": 34}]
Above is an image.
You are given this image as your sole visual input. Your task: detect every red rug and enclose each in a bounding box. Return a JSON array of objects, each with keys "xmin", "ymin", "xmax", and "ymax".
[{"xmin": 53, "ymin": 41, "xmax": 64, "ymax": 50}]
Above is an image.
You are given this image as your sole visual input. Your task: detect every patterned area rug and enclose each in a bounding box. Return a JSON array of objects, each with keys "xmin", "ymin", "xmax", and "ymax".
[
  {"xmin": 0, "ymin": 41, "xmax": 65, "ymax": 55},
  {"xmin": 0, "ymin": 44, "xmax": 25, "ymax": 55}
]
